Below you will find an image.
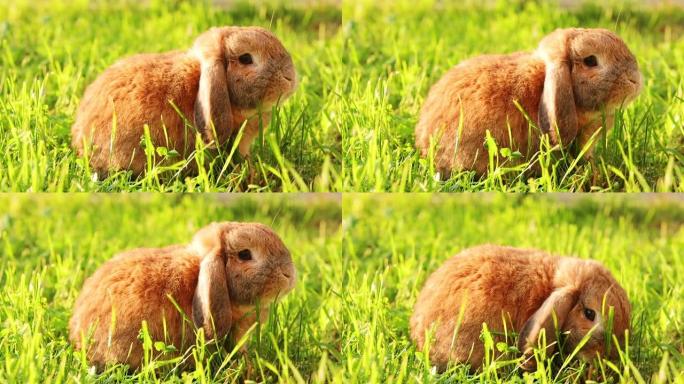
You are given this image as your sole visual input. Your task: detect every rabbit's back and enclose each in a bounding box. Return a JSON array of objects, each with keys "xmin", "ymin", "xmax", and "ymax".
[
  {"xmin": 71, "ymin": 52, "xmax": 201, "ymax": 174},
  {"xmin": 416, "ymin": 53, "xmax": 546, "ymax": 175},
  {"xmin": 69, "ymin": 246, "xmax": 200, "ymax": 369},
  {"xmin": 409, "ymin": 245, "xmax": 558, "ymax": 370}
]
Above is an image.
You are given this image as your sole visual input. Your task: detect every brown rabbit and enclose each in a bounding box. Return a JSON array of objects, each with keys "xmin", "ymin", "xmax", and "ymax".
[
  {"xmin": 415, "ymin": 28, "xmax": 643, "ymax": 176},
  {"xmin": 69, "ymin": 222, "xmax": 296, "ymax": 370},
  {"xmin": 410, "ymin": 245, "xmax": 630, "ymax": 372},
  {"xmin": 71, "ymin": 26, "xmax": 297, "ymax": 176}
]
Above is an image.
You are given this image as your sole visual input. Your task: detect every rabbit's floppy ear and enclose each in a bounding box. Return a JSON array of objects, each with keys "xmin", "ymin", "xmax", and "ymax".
[
  {"xmin": 191, "ymin": 28, "xmax": 233, "ymax": 145},
  {"xmin": 536, "ymin": 29, "xmax": 579, "ymax": 146},
  {"xmin": 192, "ymin": 246, "xmax": 232, "ymax": 340},
  {"xmin": 190, "ymin": 223, "xmax": 234, "ymax": 340},
  {"xmin": 517, "ymin": 286, "xmax": 578, "ymax": 371}
]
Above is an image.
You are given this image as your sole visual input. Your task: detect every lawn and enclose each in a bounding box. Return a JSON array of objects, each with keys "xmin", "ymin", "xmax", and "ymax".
[
  {"xmin": 0, "ymin": 194, "xmax": 342, "ymax": 382},
  {"xmin": 342, "ymin": 0, "xmax": 684, "ymax": 192},
  {"xmin": 0, "ymin": 1, "xmax": 342, "ymax": 192},
  {"xmin": 342, "ymin": 194, "xmax": 683, "ymax": 383}
]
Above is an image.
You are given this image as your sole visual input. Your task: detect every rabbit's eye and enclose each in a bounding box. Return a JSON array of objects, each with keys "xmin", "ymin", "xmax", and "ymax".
[
  {"xmin": 583, "ymin": 55, "xmax": 598, "ymax": 67},
  {"xmin": 583, "ymin": 308, "xmax": 596, "ymax": 321},
  {"xmin": 238, "ymin": 54, "xmax": 253, "ymax": 65},
  {"xmin": 237, "ymin": 249, "xmax": 252, "ymax": 261}
]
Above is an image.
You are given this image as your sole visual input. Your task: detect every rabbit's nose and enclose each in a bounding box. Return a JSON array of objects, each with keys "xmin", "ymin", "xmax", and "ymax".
[
  {"xmin": 282, "ymin": 67, "xmax": 297, "ymax": 84},
  {"xmin": 281, "ymin": 264, "xmax": 297, "ymax": 283}
]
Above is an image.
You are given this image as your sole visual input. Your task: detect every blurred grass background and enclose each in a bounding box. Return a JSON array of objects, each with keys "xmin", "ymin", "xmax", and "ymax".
[
  {"xmin": 342, "ymin": 0, "xmax": 684, "ymax": 192},
  {"xmin": 341, "ymin": 193, "xmax": 683, "ymax": 382},
  {"xmin": 0, "ymin": 194, "xmax": 342, "ymax": 382},
  {"xmin": 0, "ymin": 0, "xmax": 342, "ymax": 192}
]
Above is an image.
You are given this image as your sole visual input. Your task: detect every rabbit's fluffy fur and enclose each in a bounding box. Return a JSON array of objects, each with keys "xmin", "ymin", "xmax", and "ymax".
[
  {"xmin": 410, "ymin": 245, "xmax": 630, "ymax": 372},
  {"xmin": 415, "ymin": 28, "xmax": 643, "ymax": 176},
  {"xmin": 71, "ymin": 27, "xmax": 297, "ymax": 176},
  {"xmin": 69, "ymin": 222, "xmax": 296, "ymax": 370}
]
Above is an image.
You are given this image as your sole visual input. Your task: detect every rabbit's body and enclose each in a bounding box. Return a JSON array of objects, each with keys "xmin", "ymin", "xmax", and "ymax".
[
  {"xmin": 69, "ymin": 222, "xmax": 296, "ymax": 371},
  {"xmin": 410, "ymin": 246, "xmax": 557, "ymax": 368},
  {"xmin": 72, "ymin": 27, "xmax": 296, "ymax": 176},
  {"xmin": 69, "ymin": 246, "xmax": 201, "ymax": 368},
  {"xmin": 416, "ymin": 28, "xmax": 643, "ymax": 176},
  {"xmin": 410, "ymin": 245, "xmax": 630, "ymax": 372},
  {"xmin": 72, "ymin": 53, "xmax": 201, "ymax": 174},
  {"xmin": 416, "ymin": 53, "xmax": 547, "ymax": 174}
]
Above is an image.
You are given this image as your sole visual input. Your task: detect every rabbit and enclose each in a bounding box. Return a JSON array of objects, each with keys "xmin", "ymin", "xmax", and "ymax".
[
  {"xmin": 71, "ymin": 26, "xmax": 297, "ymax": 176},
  {"xmin": 68, "ymin": 222, "xmax": 296, "ymax": 371},
  {"xmin": 415, "ymin": 28, "xmax": 643, "ymax": 177},
  {"xmin": 410, "ymin": 244, "xmax": 631, "ymax": 372}
]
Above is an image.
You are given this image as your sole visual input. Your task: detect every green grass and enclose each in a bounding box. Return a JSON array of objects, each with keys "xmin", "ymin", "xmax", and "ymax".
[
  {"xmin": 0, "ymin": 194, "xmax": 342, "ymax": 382},
  {"xmin": 0, "ymin": 0, "xmax": 342, "ymax": 191},
  {"xmin": 342, "ymin": 0, "xmax": 684, "ymax": 192},
  {"xmin": 341, "ymin": 194, "xmax": 683, "ymax": 382}
]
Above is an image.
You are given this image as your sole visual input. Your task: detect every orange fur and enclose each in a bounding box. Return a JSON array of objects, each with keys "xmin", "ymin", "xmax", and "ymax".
[
  {"xmin": 71, "ymin": 27, "xmax": 297, "ymax": 176},
  {"xmin": 409, "ymin": 245, "xmax": 631, "ymax": 372},
  {"xmin": 69, "ymin": 222, "xmax": 296, "ymax": 371},
  {"xmin": 415, "ymin": 28, "xmax": 643, "ymax": 176}
]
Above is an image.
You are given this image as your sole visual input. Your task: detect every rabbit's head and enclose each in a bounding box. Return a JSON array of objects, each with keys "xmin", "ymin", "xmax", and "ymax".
[
  {"xmin": 190, "ymin": 222, "xmax": 296, "ymax": 339},
  {"xmin": 518, "ymin": 258, "xmax": 631, "ymax": 370},
  {"xmin": 535, "ymin": 28, "xmax": 642, "ymax": 144},
  {"xmin": 191, "ymin": 26, "xmax": 297, "ymax": 141}
]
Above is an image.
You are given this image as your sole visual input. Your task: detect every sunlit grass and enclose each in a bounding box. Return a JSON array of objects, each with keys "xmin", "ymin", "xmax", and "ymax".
[
  {"xmin": 0, "ymin": 0, "xmax": 342, "ymax": 191},
  {"xmin": 341, "ymin": 0, "xmax": 684, "ymax": 192}
]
